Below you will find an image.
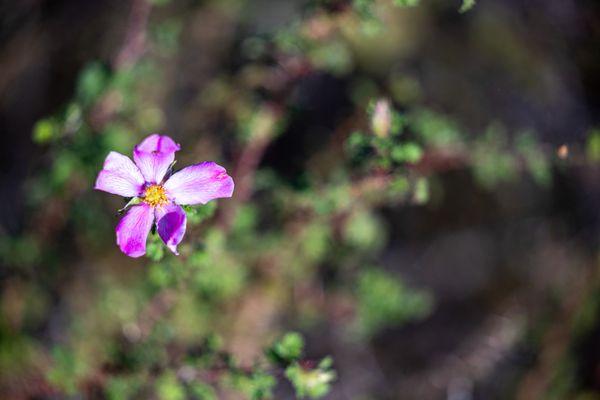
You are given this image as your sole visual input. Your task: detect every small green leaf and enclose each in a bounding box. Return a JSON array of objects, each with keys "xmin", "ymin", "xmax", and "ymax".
[
  {"xmin": 156, "ymin": 372, "xmax": 185, "ymax": 400},
  {"xmin": 269, "ymin": 332, "xmax": 304, "ymax": 362},
  {"xmin": 391, "ymin": 142, "xmax": 423, "ymax": 164},
  {"xmin": 285, "ymin": 359, "xmax": 336, "ymax": 399},
  {"xmin": 413, "ymin": 177, "xmax": 429, "ymax": 204},
  {"xmin": 146, "ymin": 235, "xmax": 165, "ymax": 262},
  {"xmin": 183, "ymin": 202, "xmax": 217, "ymax": 225},
  {"xmin": 32, "ymin": 118, "xmax": 58, "ymax": 144},
  {"xmin": 76, "ymin": 62, "xmax": 109, "ymax": 106},
  {"xmin": 392, "ymin": 0, "xmax": 420, "ymax": 7},
  {"xmin": 356, "ymin": 268, "xmax": 433, "ymax": 336},
  {"xmin": 586, "ymin": 129, "xmax": 600, "ymax": 162},
  {"xmin": 189, "ymin": 382, "xmax": 217, "ymax": 400},
  {"xmin": 459, "ymin": 0, "xmax": 476, "ymax": 13}
]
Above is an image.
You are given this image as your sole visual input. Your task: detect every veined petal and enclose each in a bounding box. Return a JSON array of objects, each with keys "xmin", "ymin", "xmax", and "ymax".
[
  {"xmin": 163, "ymin": 162, "xmax": 234, "ymax": 205},
  {"xmin": 135, "ymin": 134, "xmax": 180, "ymax": 154},
  {"xmin": 116, "ymin": 203, "xmax": 155, "ymax": 258},
  {"xmin": 94, "ymin": 151, "xmax": 145, "ymax": 197},
  {"xmin": 133, "ymin": 134, "xmax": 180, "ymax": 184},
  {"xmin": 134, "ymin": 150, "xmax": 175, "ymax": 184},
  {"xmin": 155, "ymin": 203, "xmax": 187, "ymax": 255}
]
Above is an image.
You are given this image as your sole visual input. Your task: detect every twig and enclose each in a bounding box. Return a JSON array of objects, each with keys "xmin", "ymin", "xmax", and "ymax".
[{"xmin": 112, "ymin": 0, "xmax": 152, "ymax": 70}]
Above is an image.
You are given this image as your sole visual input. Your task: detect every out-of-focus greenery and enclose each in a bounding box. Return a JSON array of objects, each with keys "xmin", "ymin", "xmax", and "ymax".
[
  {"xmin": 2, "ymin": 0, "xmax": 597, "ymax": 398},
  {"xmin": 356, "ymin": 269, "xmax": 433, "ymax": 336}
]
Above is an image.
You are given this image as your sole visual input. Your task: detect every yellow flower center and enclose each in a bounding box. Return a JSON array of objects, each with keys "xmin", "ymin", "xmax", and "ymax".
[{"xmin": 143, "ymin": 184, "xmax": 168, "ymax": 207}]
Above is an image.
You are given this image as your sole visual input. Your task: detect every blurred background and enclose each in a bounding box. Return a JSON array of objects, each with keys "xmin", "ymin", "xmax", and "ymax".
[{"xmin": 0, "ymin": 0, "xmax": 599, "ymax": 399}]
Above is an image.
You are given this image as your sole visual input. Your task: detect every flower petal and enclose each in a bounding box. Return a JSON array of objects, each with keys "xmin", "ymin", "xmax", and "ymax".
[
  {"xmin": 116, "ymin": 203, "xmax": 155, "ymax": 258},
  {"xmin": 163, "ymin": 162, "xmax": 234, "ymax": 205},
  {"xmin": 133, "ymin": 135, "xmax": 180, "ymax": 184},
  {"xmin": 135, "ymin": 134, "xmax": 180, "ymax": 154},
  {"xmin": 155, "ymin": 203, "xmax": 187, "ymax": 255},
  {"xmin": 95, "ymin": 151, "xmax": 145, "ymax": 197},
  {"xmin": 134, "ymin": 150, "xmax": 175, "ymax": 184}
]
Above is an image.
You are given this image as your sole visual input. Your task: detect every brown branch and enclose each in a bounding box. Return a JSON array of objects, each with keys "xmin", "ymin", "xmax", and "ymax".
[
  {"xmin": 218, "ymin": 105, "xmax": 282, "ymax": 231},
  {"xmin": 112, "ymin": 0, "xmax": 152, "ymax": 70}
]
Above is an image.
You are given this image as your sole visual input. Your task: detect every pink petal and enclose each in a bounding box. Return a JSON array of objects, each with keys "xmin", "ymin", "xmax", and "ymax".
[
  {"xmin": 134, "ymin": 150, "xmax": 175, "ymax": 184},
  {"xmin": 133, "ymin": 134, "xmax": 180, "ymax": 184},
  {"xmin": 163, "ymin": 162, "xmax": 234, "ymax": 205},
  {"xmin": 155, "ymin": 203, "xmax": 187, "ymax": 255},
  {"xmin": 116, "ymin": 203, "xmax": 155, "ymax": 258},
  {"xmin": 94, "ymin": 151, "xmax": 145, "ymax": 197},
  {"xmin": 135, "ymin": 134, "xmax": 180, "ymax": 154}
]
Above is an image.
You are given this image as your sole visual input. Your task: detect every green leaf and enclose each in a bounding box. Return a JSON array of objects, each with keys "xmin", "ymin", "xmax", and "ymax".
[
  {"xmin": 183, "ymin": 202, "xmax": 217, "ymax": 225},
  {"xmin": 586, "ymin": 129, "xmax": 600, "ymax": 162},
  {"xmin": 189, "ymin": 382, "xmax": 217, "ymax": 400},
  {"xmin": 285, "ymin": 359, "xmax": 336, "ymax": 399},
  {"xmin": 413, "ymin": 177, "xmax": 429, "ymax": 204},
  {"xmin": 76, "ymin": 62, "xmax": 109, "ymax": 106},
  {"xmin": 459, "ymin": 0, "xmax": 476, "ymax": 13},
  {"xmin": 148, "ymin": 0, "xmax": 172, "ymax": 8},
  {"xmin": 393, "ymin": 0, "xmax": 420, "ymax": 6},
  {"xmin": 146, "ymin": 235, "xmax": 165, "ymax": 262},
  {"xmin": 47, "ymin": 346, "xmax": 87, "ymax": 395},
  {"xmin": 269, "ymin": 332, "xmax": 304, "ymax": 362},
  {"xmin": 390, "ymin": 142, "xmax": 423, "ymax": 164},
  {"xmin": 229, "ymin": 370, "xmax": 276, "ymax": 400},
  {"xmin": 356, "ymin": 269, "xmax": 433, "ymax": 336},
  {"xmin": 156, "ymin": 372, "xmax": 185, "ymax": 400},
  {"xmin": 106, "ymin": 376, "xmax": 142, "ymax": 400},
  {"xmin": 32, "ymin": 118, "xmax": 59, "ymax": 144},
  {"xmin": 343, "ymin": 209, "xmax": 385, "ymax": 252}
]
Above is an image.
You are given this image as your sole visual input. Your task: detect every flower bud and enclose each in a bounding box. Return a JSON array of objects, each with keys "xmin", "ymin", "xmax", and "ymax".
[{"xmin": 371, "ymin": 99, "xmax": 392, "ymax": 138}]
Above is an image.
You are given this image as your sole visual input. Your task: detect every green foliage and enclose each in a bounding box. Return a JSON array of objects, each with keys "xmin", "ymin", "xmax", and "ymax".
[
  {"xmin": 268, "ymin": 333, "xmax": 335, "ymax": 398},
  {"xmin": 285, "ymin": 357, "xmax": 336, "ymax": 399},
  {"xmin": 356, "ymin": 269, "xmax": 433, "ymax": 336},
  {"xmin": 459, "ymin": 0, "xmax": 476, "ymax": 13},
  {"xmin": 412, "ymin": 177, "xmax": 429, "ymax": 205},
  {"xmin": 148, "ymin": 0, "xmax": 171, "ymax": 5},
  {"xmin": 156, "ymin": 371, "xmax": 186, "ymax": 400},
  {"xmin": 348, "ymin": 100, "xmax": 423, "ymax": 170},
  {"xmin": 144, "ymin": 197, "xmax": 219, "ymax": 260},
  {"xmin": 0, "ymin": 235, "xmax": 40, "ymax": 268},
  {"xmin": 233, "ymin": 370, "xmax": 277, "ymax": 400},
  {"xmin": 77, "ymin": 62, "xmax": 110, "ymax": 107},
  {"xmin": 354, "ymin": 0, "xmax": 419, "ymax": 18},
  {"xmin": 586, "ymin": 128, "xmax": 600, "ymax": 162},
  {"xmin": 308, "ymin": 40, "xmax": 353, "ymax": 77},
  {"xmin": 230, "ymin": 204, "xmax": 258, "ymax": 237},
  {"xmin": 390, "ymin": 142, "xmax": 423, "ymax": 163},
  {"xmin": 32, "ymin": 118, "xmax": 59, "ymax": 144},
  {"xmin": 410, "ymin": 109, "xmax": 462, "ymax": 148},
  {"xmin": 393, "ymin": 0, "xmax": 420, "ymax": 6},
  {"xmin": 299, "ymin": 222, "xmax": 331, "ymax": 265},
  {"xmin": 106, "ymin": 376, "xmax": 142, "ymax": 400},
  {"xmin": 269, "ymin": 332, "xmax": 305, "ymax": 363},
  {"xmin": 189, "ymin": 382, "xmax": 217, "ymax": 400},
  {"xmin": 152, "ymin": 19, "xmax": 182, "ymax": 54},
  {"xmin": 191, "ymin": 255, "xmax": 246, "ymax": 301},
  {"xmin": 545, "ymin": 287, "xmax": 600, "ymax": 399},
  {"xmin": 146, "ymin": 234, "xmax": 166, "ymax": 262},
  {"xmin": 183, "ymin": 202, "xmax": 217, "ymax": 226},
  {"xmin": 0, "ymin": 323, "xmax": 40, "ymax": 381},
  {"xmin": 471, "ymin": 125, "xmax": 553, "ymax": 189},
  {"xmin": 516, "ymin": 132, "xmax": 552, "ymax": 187},
  {"xmin": 343, "ymin": 208, "xmax": 385, "ymax": 252},
  {"xmin": 47, "ymin": 346, "xmax": 88, "ymax": 395}
]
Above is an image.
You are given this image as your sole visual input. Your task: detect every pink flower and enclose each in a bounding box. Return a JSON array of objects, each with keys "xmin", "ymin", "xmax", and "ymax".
[{"xmin": 95, "ymin": 134, "xmax": 234, "ymax": 258}]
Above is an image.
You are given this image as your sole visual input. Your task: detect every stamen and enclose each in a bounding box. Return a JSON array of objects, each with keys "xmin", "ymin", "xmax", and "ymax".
[{"xmin": 143, "ymin": 184, "xmax": 169, "ymax": 207}]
